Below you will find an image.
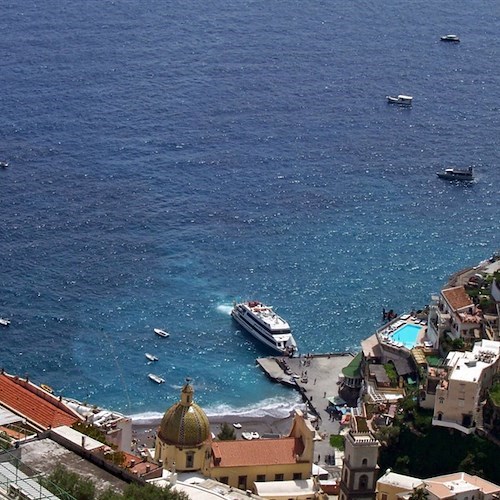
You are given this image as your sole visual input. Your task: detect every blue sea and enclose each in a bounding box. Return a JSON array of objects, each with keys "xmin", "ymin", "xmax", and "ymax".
[{"xmin": 1, "ymin": 0, "xmax": 499, "ymax": 422}]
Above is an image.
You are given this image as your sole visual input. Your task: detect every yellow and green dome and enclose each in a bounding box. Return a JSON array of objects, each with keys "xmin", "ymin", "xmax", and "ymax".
[{"xmin": 158, "ymin": 382, "xmax": 210, "ymax": 447}]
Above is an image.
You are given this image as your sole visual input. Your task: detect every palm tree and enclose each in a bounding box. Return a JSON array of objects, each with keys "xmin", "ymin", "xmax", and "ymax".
[{"xmin": 409, "ymin": 486, "xmax": 429, "ymax": 500}]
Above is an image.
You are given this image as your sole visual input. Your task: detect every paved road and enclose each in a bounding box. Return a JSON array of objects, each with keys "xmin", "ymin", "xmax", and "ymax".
[{"xmin": 257, "ymin": 352, "xmax": 356, "ymax": 472}]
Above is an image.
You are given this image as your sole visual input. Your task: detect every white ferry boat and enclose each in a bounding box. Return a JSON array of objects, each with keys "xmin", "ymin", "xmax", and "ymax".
[{"xmin": 231, "ymin": 301, "xmax": 297, "ymax": 355}]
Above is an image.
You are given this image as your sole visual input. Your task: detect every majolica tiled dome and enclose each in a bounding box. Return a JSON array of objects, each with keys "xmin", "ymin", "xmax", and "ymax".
[{"xmin": 158, "ymin": 382, "xmax": 210, "ymax": 447}]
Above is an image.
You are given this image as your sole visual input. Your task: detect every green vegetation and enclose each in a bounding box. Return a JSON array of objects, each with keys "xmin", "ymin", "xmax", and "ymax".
[
  {"xmin": 0, "ymin": 431, "xmax": 11, "ymax": 450},
  {"xmin": 72, "ymin": 423, "xmax": 108, "ymax": 444},
  {"xmin": 42, "ymin": 464, "xmax": 189, "ymax": 500},
  {"xmin": 383, "ymin": 363, "xmax": 398, "ymax": 387},
  {"xmin": 378, "ymin": 423, "xmax": 500, "ymax": 482},
  {"xmin": 217, "ymin": 422, "xmax": 236, "ymax": 440},
  {"xmin": 409, "ymin": 487, "xmax": 429, "ymax": 500},
  {"xmin": 490, "ymin": 381, "xmax": 500, "ymax": 406},
  {"xmin": 330, "ymin": 434, "xmax": 345, "ymax": 451}
]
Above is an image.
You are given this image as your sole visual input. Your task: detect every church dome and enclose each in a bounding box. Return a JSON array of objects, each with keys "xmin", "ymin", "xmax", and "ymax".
[{"xmin": 158, "ymin": 382, "xmax": 210, "ymax": 447}]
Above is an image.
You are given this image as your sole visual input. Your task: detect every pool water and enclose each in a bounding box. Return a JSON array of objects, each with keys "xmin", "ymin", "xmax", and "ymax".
[{"xmin": 391, "ymin": 324, "xmax": 422, "ymax": 349}]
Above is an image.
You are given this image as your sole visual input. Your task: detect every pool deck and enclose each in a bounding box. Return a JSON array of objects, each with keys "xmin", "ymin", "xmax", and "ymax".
[{"xmin": 256, "ymin": 352, "xmax": 356, "ymax": 468}]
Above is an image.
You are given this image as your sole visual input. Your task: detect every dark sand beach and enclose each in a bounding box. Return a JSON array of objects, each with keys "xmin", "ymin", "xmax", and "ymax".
[{"xmin": 132, "ymin": 412, "xmax": 295, "ymax": 449}]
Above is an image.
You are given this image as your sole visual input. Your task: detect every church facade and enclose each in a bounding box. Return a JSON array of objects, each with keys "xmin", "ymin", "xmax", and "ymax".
[{"xmin": 154, "ymin": 382, "xmax": 316, "ymax": 491}]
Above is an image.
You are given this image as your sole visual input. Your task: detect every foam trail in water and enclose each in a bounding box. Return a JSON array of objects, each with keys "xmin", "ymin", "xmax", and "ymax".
[
  {"xmin": 129, "ymin": 394, "xmax": 304, "ymax": 424},
  {"xmin": 216, "ymin": 304, "xmax": 233, "ymax": 315}
]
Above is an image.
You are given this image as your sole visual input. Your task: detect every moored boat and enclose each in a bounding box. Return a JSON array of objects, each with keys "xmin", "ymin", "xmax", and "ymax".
[
  {"xmin": 0, "ymin": 161, "xmax": 8, "ymax": 168},
  {"xmin": 148, "ymin": 373, "xmax": 165, "ymax": 384},
  {"xmin": 145, "ymin": 353, "xmax": 159, "ymax": 362},
  {"xmin": 436, "ymin": 166, "xmax": 474, "ymax": 181},
  {"xmin": 0, "ymin": 318, "xmax": 11, "ymax": 326},
  {"xmin": 154, "ymin": 328, "xmax": 169, "ymax": 338},
  {"xmin": 231, "ymin": 301, "xmax": 297, "ymax": 355},
  {"xmin": 441, "ymin": 34, "xmax": 460, "ymax": 42},
  {"xmin": 386, "ymin": 94, "xmax": 413, "ymax": 106}
]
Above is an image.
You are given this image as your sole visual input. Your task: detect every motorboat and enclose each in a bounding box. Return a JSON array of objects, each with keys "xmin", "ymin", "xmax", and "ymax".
[
  {"xmin": 0, "ymin": 318, "xmax": 10, "ymax": 326},
  {"xmin": 231, "ymin": 301, "xmax": 298, "ymax": 355},
  {"xmin": 386, "ymin": 95, "xmax": 413, "ymax": 106},
  {"xmin": 145, "ymin": 353, "xmax": 159, "ymax": 362},
  {"xmin": 233, "ymin": 423, "xmax": 242, "ymax": 429},
  {"xmin": 436, "ymin": 166, "xmax": 474, "ymax": 181},
  {"xmin": 0, "ymin": 161, "xmax": 8, "ymax": 168},
  {"xmin": 251, "ymin": 432, "xmax": 260, "ymax": 439},
  {"xmin": 148, "ymin": 373, "xmax": 165, "ymax": 384},
  {"xmin": 154, "ymin": 328, "xmax": 169, "ymax": 338},
  {"xmin": 242, "ymin": 432, "xmax": 253, "ymax": 440},
  {"xmin": 441, "ymin": 34, "xmax": 460, "ymax": 42}
]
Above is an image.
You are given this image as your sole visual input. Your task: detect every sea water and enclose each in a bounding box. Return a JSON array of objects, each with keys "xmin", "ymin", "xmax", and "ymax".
[{"xmin": 1, "ymin": 0, "xmax": 499, "ymax": 422}]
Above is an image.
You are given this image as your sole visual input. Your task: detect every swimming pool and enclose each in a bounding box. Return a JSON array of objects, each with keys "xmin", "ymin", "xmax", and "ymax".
[{"xmin": 391, "ymin": 323, "xmax": 422, "ymax": 349}]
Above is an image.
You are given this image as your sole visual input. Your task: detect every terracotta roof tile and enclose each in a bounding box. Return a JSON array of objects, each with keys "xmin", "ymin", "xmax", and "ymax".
[
  {"xmin": 0, "ymin": 372, "xmax": 82, "ymax": 430},
  {"xmin": 212, "ymin": 437, "xmax": 304, "ymax": 467},
  {"xmin": 442, "ymin": 287, "xmax": 473, "ymax": 312}
]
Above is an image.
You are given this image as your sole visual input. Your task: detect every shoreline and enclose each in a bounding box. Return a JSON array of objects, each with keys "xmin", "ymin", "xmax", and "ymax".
[{"xmin": 131, "ymin": 411, "xmax": 296, "ymax": 449}]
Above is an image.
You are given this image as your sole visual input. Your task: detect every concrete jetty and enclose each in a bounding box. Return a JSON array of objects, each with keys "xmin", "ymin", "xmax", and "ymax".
[{"xmin": 256, "ymin": 352, "xmax": 357, "ymax": 470}]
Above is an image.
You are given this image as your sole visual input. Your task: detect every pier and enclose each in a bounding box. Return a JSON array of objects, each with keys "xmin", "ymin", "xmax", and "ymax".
[{"xmin": 257, "ymin": 352, "xmax": 358, "ymax": 469}]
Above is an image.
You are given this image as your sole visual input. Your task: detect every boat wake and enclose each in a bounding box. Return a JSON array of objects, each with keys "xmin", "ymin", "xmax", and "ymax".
[{"xmin": 216, "ymin": 304, "xmax": 233, "ymax": 315}]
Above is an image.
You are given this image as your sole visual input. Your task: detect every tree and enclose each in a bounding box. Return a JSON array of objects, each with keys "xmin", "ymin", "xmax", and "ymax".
[
  {"xmin": 42, "ymin": 464, "xmax": 95, "ymax": 500},
  {"xmin": 217, "ymin": 422, "xmax": 236, "ymax": 440},
  {"xmin": 109, "ymin": 483, "xmax": 190, "ymax": 500},
  {"xmin": 409, "ymin": 487, "xmax": 429, "ymax": 500}
]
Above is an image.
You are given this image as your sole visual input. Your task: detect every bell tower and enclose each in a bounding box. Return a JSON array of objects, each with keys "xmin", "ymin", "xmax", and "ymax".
[{"xmin": 339, "ymin": 429, "xmax": 380, "ymax": 500}]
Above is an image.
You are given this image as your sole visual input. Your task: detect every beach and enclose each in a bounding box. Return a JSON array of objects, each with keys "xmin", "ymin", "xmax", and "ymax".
[{"xmin": 132, "ymin": 412, "xmax": 296, "ymax": 450}]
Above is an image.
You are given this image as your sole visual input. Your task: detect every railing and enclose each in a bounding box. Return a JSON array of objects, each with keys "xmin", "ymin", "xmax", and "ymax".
[{"xmin": 0, "ymin": 449, "xmax": 74, "ymax": 500}]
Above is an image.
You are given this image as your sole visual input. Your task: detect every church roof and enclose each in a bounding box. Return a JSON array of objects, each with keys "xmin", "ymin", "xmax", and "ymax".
[
  {"xmin": 211, "ymin": 437, "xmax": 304, "ymax": 467},
  {"xmin": 158, "ymin": 383, "xmax": 210, "ymax": 447}
]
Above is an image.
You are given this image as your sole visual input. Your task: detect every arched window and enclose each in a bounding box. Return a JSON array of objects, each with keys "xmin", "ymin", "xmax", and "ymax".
[
  {"xmin": 362, "ymin": 458, "xmax": 368, "ymax": 466},
  {"xmin": 359, "ymin": 474, "xmax": 369, "ymax": 490},
  {"xmin": 186, "ymin": 451, "xmax": 194, "ymax": 468}
]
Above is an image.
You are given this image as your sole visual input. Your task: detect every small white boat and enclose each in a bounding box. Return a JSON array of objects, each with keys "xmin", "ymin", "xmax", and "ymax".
[
  {"xmin": 441, "ymin": 34, "xmax": 460, "ymax": 42},
  {"xmin": 242, "ymin": 432, "xmax": 253, "ymax": 440},
  {"xmin": 145, "ymin": 353, "xmax": 159, "ymax": 362},
  {"xmin": 233, "ymin": 423, "xmax": 242, "ymax": 429},
  {"xmin": 148, "ymin": 373, "xmax": 165, "ymax": 384},
  {"xmin": 386, "ymin": 95, "xmax": 413, "ymax": 106},
  {"xmin": 154, "ymin": 328, "xmax": 169, "ymax": 338},
  {"xmin": 0, "ymin": 318, "xmax": 11, "ymax": 327},
  {"xmin": 0, "ymin": 161, "xmax": 8, "ymax": 168},
  {"xmin": 251, "ymin": 432, "xmax": 260, "ymax": 439}
]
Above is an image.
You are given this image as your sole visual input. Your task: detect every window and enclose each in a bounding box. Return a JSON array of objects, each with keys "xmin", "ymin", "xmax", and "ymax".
[
  {"xmin": 293, "ymin": 473, "xmax": 302, "ymax": 480},
  {"xmin": 186, "ymin": 452, "xmax": 194, "ymax": 468},
  {"xmin": 275, "ymin": 474, "xmax": 284, "ymax": 481},
  {"xmin": 256, "ymin": 475, "xmax": 266, "ymax": 482},
  {"xmin": 238, "ymin": 476, "xmax": 247, "ymax": 490},
  {"xmin": 220, "ymin": 477, "xmax": 229, "ymax": 485},
  {"xmin": 362, "ymin": 458, "xmax": 368, "ymax": 466},
  {"xmin": 382, "ymin": 494, "xmax": 388, "ymax": 500},
  {"xmin": 359, "ymin": 474, "xmax": 369, "ymax": 490}
]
